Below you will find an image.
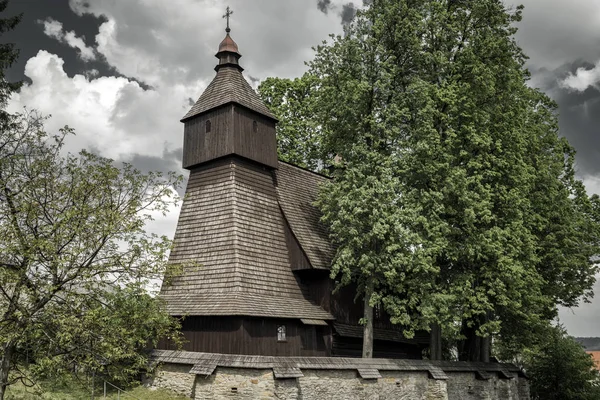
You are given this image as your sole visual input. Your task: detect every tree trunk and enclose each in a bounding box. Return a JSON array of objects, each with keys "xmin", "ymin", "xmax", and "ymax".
[
  {"xmin": 458, "ymin": 321, "xmax": 480, "ymax": 361},
  {"xmin": 430, "ymin": 323, "xmax": 442, "ymax": 361},
  {"xmin": 362, "ymin": 280, "xmax": 374, "ymax": 358},
  {"xmin": 458, "ymin": 317, "xmax": 491, "ymax": 362},
  {"xmin": 480, "ymin": 335, "xmax": 491, "ymax": 363},
  {"xmin": 0, "ymin": 341, "xmax": 15, "ymax": 400}
]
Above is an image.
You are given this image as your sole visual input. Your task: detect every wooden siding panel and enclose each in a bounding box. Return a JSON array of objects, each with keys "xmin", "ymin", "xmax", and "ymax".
[
  {"xmin": 183, "ymin": 106, "xmax": 233, "ymax": 169},
  {"xmin": 158, "ymin": 316, "xmax": 330, "ymax": 357},
  {"xmin": 233, "ymin": 106, "xmax": 278, "ymax": 168}
]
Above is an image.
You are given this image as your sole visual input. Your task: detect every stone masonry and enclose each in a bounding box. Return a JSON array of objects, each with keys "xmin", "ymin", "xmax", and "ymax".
[{"xmin": 147, "ymin": 350, "xmax": 530, "ymax": 400}]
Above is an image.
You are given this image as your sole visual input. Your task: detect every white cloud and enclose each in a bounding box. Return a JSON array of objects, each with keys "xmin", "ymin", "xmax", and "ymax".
[
  {"xmin": 561, "ymin": 61, "xmax": 600, "ymax": 92},
  {"xmin": 7, "ymin": 50, "xmax": 187, "ymax": 161},
  {"xmin": 68, "ymin": 0, "xmax": 344, "ymax": 87},
  {"xmin": 41, "ymin": 18, "xmax": 63, "ymax": 39},
  {"xmin": 583, "ymin": 175, "xmax": 600, "ymax": 196},
  {"xmin": 39, "ymin": 18, "xmax": 96, "ymax": 61}
]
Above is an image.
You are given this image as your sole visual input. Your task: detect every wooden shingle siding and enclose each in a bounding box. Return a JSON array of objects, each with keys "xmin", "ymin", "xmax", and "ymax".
[
  {"xmin": 182, "ymin": 66, "xmax": 276, "ymax": 122},
  {"xmin": 160, "ymin": 157, "xmax": 332, "ymax": 320},
  {"xmin": 274, "ymin": 162, "xmax": 335, "ymax": 270},
  {"xmin": 283, "ymin": 216, "xmax": 313, "ymax": 271}
]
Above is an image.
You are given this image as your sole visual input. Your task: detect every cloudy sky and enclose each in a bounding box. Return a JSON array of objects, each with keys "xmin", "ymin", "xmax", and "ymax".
[{"xmin": 3, "ymin": 0, "xmax": 600, "ymax": 337}]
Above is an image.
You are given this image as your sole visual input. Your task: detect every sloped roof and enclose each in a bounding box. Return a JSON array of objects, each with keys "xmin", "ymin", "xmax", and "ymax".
[
  {"xmin": 182, "ymin": 66, "xmax": 276, "ymax": 122},
  {"xmin": 587, "ymin": 351, "xmax": 600, "ymax": 370},
  {"xmin": 152, "ymin": 349, "xmax": 526, "ymax": 379},
  {"xmin": 161, "ymin": 292, "xmax": 332, "ymax": 320},
  {"xmin": 333, "ymin": 322, "xmax": 430, "ymax": 345},
  {"xmin": 274, "ymin": 162, "xmax": 335, "ymax": 270},
  {"xmin": 160, "ymin": 157, "xmax": 332, "ymax": 320}
]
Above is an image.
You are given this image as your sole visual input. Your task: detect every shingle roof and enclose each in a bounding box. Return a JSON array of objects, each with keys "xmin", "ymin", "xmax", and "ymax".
[
  {"xmin": 182, "ymin": 66, "xmax": 276, "ymax": 122},
  {"xmin": 332, "ymin": 322, "xmax": 430, "ymax": 345},
  {"xmin": 274, "ymin": 162, "xmax": 335, "ymax": 270},
  {"xmin": 587, "ymin": 351, "xmax": 600, "ymax": 370},
  {"xmin": 151, "ymin": 349, "xmax": 526, "ymax": 379},
  {"xmin": 161, "ymin": 292, "xmax": 332, "ymax": 320},
  {"xmin": 160, "ymin": 157, "xmax": 332, "ymax": 320}
]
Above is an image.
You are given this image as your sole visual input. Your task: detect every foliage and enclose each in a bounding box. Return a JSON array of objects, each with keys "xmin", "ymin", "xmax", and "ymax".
[
  {"xmin": 524, "ymin": 325, "xmax": 600, "ymax": 400},
  {"xmin": 0, "ymin": 111, "xmax": 183, "ymax": 398},
  {"xmin": 258, "ymin": 74, "xmax": 328, "ymax": 171},
  {"xmin": 303, "ymin": 0, "xmax": 600, "ymax": 359},
  {"xmin": 5, "ymin": 376, "xmax": 187, "ymax": 400}
]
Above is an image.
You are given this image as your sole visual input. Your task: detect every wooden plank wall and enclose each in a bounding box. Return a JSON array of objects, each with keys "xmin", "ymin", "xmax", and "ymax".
[
  {"xmin": 158, "ymin": 316, "xmax": 331, "ymax": 357},
  {"xmin": 183, "ymin": 106, "xmax": 233, "ymax": 169},
  {"xmin": 233, "ymin": 105, "xmax": 278, "ymax": 168},
  {"xmin": 182, "ymin": 104, "xmax": 278, "ymax": 170}
]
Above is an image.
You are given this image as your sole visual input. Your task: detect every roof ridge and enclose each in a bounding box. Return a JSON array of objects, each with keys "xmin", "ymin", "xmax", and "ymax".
[
  {"xmin": 182, "ymin": 67, "xmax": 276, "ymax": 121},
  {"xmin": 277, "ymin": 159, "xmax": 331, "ymax": 180}
]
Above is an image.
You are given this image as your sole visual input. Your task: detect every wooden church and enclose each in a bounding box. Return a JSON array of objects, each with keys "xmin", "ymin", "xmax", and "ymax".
[{"xmin": 158, "ymin": 22, "xmax": 428, "ymax": 359}]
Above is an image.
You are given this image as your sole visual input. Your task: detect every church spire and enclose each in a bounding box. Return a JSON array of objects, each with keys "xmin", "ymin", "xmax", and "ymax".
[
  {"xmin": 215, "ymin": 6, "xmax": 242, "ymax": 72},
  {"xmin": 181, "ymin": 8, "xmax": 278, "ymax": 169},
  {"xmin": 223, "ymin": 6, "xmax": 233, "ymax": 33}
]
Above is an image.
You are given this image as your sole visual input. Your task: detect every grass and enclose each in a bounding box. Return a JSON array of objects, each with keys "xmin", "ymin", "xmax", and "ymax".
[{"xmin": 6, "ymin": 380, "xmax": 187, "ymax": 400}]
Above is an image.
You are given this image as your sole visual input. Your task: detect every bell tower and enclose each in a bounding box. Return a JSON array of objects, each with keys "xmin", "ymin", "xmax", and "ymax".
[{"xmin": 180, "ymin": 12, "xmax": 278, "ymax": 170}]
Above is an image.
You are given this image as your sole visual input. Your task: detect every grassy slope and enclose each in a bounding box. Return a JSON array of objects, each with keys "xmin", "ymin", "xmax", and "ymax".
[{"xmin": 6, "ymin": 382, "xmax": 187, "ymax": 400}]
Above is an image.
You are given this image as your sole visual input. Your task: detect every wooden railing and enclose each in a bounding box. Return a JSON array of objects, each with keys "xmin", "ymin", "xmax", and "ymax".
[{"xmin": 102, "ymin": 380, "xmax": 142, "ymax": 400}]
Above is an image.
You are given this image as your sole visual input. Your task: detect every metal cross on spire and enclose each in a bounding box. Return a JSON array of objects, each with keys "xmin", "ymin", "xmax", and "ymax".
[{"xmin": 223, "ymin": 6, "xmax": 233, "ymax": 33}]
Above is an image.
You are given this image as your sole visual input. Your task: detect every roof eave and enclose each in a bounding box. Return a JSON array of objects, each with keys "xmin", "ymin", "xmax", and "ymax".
[{"xmin": 181, "ymin": 100, "xmax": 278, "ymax": 123}]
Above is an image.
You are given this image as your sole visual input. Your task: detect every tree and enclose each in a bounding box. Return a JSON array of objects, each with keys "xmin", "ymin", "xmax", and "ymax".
[
  {"xmin": 258, "ymin": 74, "xmax": 327, "ymax": 171},
  {"xmin": 304, "ymin": 0, "xmax": 600, "ymax": 359},
  {"xmin": 0, "ymin": 111, "xmax": 182, "ymax": 399},
  {"xmin": 524, "ymin": 325, "xmax": 600, "ymax": 400}
]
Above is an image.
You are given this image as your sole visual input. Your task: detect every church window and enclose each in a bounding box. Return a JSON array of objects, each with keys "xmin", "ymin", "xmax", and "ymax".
[
  {"xmin": 206, "ymin": 120, "xmax": 211, "ymax": 133},
  {"xmin": 252, "ymin": 120, "xmax": 258, "ymax": 132},
  {"xmin": 277, "ymin": 325, "xmax": 286, "ymax": 341}
]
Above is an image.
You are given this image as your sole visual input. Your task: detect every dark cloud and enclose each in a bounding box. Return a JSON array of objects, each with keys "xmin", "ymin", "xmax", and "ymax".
[
  {"xmin": 4, "ymin": 0, "xmax": 110, "ymax": 84},
  {"xmin": 317, "ymin": 0, "xmax": 332, "ymax": 14},
  {"xmin": 126, "ymin": 148, "xmax": 187, "ymax": 196},
  {"xmin": 340, "ymin": 3, "xmax": 357, "ymax": 25},
  {"xmin": 529, "ymin": 62, "xmax": 600, "ymax": 178},
  {"xmin": 516, "ymin": 0, "xmax": 600, "ymax": 70}
]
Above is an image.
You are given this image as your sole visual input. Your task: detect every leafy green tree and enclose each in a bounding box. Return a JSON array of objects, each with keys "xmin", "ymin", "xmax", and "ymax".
[
  {"xmin": 258, "ymin": 74, "xmax": 328, "ymax": 171},
  {"xmin": 524, "ymin": 325, "xmax": 600, "ymax": 400},
  {"xmin": 0, "ymin": 111, "xmax": 182, "ymax": 399},
  {"xmin": 307, "ymin": 0, "xmax": 600, "ymax": 359}
]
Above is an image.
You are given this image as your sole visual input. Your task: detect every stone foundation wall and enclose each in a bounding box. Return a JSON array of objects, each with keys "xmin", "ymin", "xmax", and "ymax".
[
  {"xmin": 148, "ymin": 364, "xmax": 529, "ymax": 400},
  {"xmin": 148, "ymin": 363, "xmax": 196, "ymax": 398}
]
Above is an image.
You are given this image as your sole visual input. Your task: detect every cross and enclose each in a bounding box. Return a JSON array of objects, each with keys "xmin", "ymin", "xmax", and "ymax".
[{"xmin": 223, "ymin": 6, "xmax": 233, "ymax": 33}]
